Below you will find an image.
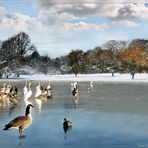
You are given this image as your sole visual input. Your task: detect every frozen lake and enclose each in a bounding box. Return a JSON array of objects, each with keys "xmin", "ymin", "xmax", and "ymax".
[{"xmin": 1, "ymin": 81, "xmax": 148, "ymax": 148}]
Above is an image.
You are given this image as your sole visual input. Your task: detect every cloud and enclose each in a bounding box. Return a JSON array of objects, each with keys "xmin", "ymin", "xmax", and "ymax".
[
  {"xmin": 35, "ymin": 0, "xmax": 148, "ymax": 28},
  {"xmin": 0, "ymin": 0, "xmax": 148, "ymax": 34},
  {"xmin": 63, "ymin": 21, "xmax": 109, "ymax": 31},
  {"xmin": 37, "ymin": 9, "xmax": 77, "ymax": 26},
  {"xmin": 113, "ymin": 20, "xmax": 140, "ymax": 27},
  {"xmin": 113, "ymin": 4, "xmax": 148, "ymax": 20},
  {"xmin": 0, "ymin": 6, "xmax": 36, "ymax": 32}
]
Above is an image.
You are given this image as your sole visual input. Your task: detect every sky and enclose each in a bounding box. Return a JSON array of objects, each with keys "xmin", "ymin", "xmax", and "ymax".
[{"xmin": 0, "ymin": 0, "xmax": 148, "ymax": 58}]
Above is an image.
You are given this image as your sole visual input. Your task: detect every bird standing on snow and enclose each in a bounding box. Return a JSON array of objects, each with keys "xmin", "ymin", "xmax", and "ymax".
[{"xmin": 3, "ymin": 104, "xmax": 34, "ymax": 138}]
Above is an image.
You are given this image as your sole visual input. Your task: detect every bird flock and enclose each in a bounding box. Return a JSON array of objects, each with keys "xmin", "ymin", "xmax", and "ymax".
[
  {"xmin": 0, "ymin": 83, "xmax": 19, "ymax": 107},
  {"xmin": 2, "ymin": 81, "xmax": 94, "ymax": 138}
]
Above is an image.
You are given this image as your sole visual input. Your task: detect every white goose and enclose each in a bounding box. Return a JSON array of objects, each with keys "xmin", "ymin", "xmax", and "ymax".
[{"xmin": 3, "ymin": 104, "xmax": 34, "ymax": 138}]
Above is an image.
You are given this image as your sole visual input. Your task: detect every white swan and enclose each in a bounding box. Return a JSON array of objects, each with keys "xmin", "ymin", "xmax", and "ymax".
[
  {"xmin": 23, "ymin": 82, "xmax": 28, "ymax": 96},
  {"xmin": 24, "ymin": 83, "xmax": 32, "ymax": 101},
  {"xmin": 35, "ymin": 81, "xmax": 42, "ymax": 98}
]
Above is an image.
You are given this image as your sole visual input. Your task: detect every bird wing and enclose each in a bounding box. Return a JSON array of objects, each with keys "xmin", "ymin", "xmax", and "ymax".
[{"xmin": 4, "ymin": 116, "xmax": 29, "ymax": 128}]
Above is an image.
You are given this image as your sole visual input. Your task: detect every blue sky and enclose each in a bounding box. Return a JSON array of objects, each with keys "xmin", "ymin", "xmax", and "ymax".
[{"xmin": 0, "ymin": 0, "xmax": 148, "ymax": 58}]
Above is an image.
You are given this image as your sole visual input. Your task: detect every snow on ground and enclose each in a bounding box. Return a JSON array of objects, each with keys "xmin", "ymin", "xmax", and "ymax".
[{"xmin": 1, "ymin": 73, "xmax": 148, "ymax": 83}]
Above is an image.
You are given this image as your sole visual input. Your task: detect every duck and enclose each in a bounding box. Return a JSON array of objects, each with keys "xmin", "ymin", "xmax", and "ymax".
[
  {"xmin": 63, "ymin": 118, "xmax": 72, "ymax": 133},
  {"xmin": 3, "ymin": 104, "xmax": 34, "ymax": 138},
  {"xmin": 63, "ymin": 118, "xmax": 72, "ymax": 128}
]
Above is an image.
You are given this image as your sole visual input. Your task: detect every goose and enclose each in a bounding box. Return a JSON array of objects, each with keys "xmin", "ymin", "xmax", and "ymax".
[
  {"xmin": 1, "ymin": 93, "xmax": 19, "ymax": 107},
  {"xmin": 9, "ymin": 94, "xmax": 20, "ymax": 105},
  {"xmin": 10, "ymin": 86, "xmax": 18, "ymax": 97},
  {"xmin": 3, "ymin": 104, "xmax": 34, "ymax": 138},
  {"xmin": 1, "ymin": 94, "xmax": 10, "ymax": 107},
  {"xmin": 0, "ymin": 83, "xmax": 7, "ymax": 93},
  {"xmin": 5, "ymin": 85, "xmax": 12, "ymax": 94},
  {"xmin": 24, "ymin": 83, "xmax": 32, "ymax": 101}
]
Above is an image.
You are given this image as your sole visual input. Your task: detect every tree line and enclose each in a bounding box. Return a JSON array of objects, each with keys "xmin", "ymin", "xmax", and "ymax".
[{"xmin": 0, "ymin": 32, "xmax": 148, "ymax": 77}]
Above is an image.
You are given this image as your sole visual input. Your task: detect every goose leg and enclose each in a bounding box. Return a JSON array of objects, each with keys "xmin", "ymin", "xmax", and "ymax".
[
  {"xmin": 19, "ymin": 128, "xmax": 26, "ymax": 139},
  {"xmin": 19, "ymin": 128, "xmax": 22, "ymax": 137}
]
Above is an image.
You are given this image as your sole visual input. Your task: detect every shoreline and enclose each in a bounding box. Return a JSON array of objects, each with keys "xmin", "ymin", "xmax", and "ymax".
[{"xmin": 0, "ymin": 73, "xmax": 148, "ymax": 83}]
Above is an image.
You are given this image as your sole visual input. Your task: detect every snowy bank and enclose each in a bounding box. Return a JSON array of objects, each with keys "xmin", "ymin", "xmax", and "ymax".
[{"xmin": 1, "ymin": 73, "xmax": 148, "ymax": 83}]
